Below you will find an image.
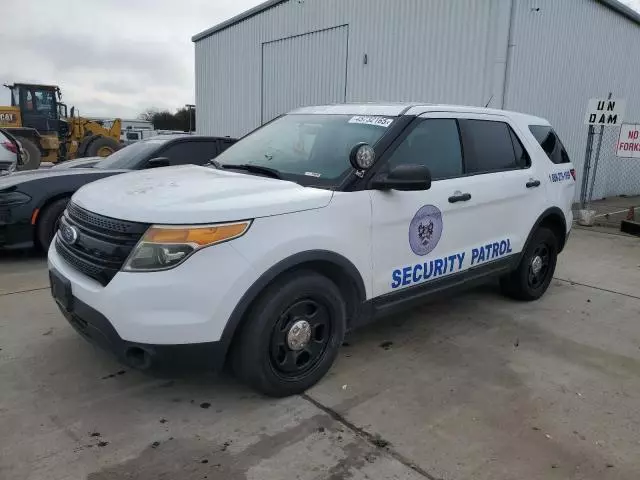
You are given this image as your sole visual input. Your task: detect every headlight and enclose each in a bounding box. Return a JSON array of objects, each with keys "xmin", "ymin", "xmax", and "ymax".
[
  {"xmin": 0, "ymin": 190, "xmax": 31, "ymax": 206},
  {"xmin": 123, "ymin": 221, "xmax": 251, "ymax": 272}
]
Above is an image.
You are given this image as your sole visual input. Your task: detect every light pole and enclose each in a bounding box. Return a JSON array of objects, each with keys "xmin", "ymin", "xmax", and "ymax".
[{"xmin": 185, "ymin": 104, "xmax": 195, "ymax": 133}]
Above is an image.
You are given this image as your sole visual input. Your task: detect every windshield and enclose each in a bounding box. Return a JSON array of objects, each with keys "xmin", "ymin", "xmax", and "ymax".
[
  {"xmin": 95, "ymin": 139, "xmax": 167, "ymax": 170},
  {"xmin": 215, "ymin": 114, "xmax": 394, "ymax": 185}
]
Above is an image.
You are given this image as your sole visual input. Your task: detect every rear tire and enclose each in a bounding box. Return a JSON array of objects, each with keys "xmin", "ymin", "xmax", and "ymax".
[
  {"xmin": 15, "ymin": 136, "xmax": 41, "ymax": 170},
  {"xmin": 232, "ymin": 271, "xmax": 346, "ymax": 397},
  {"xmin": 85, "ymin": 136, "xmax": 121, "ymax": 157},
  {"xmin": 500, "ymin": 227, "xmax": 558, "ymax": 301},
  {"xmin": 36, "ymin": 198, "xmax": 69, "ymax": 251}
]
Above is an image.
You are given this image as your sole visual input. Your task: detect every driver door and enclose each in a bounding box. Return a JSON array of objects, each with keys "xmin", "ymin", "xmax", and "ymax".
[{"xmin": 369, "ymin": 113, "xmax": 477, "ymax": 298}]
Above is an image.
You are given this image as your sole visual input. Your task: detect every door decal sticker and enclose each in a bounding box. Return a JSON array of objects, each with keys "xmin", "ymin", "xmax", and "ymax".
[{"xmin": 409, "ymin": 205, "xmax": 443, "ymax": 256}]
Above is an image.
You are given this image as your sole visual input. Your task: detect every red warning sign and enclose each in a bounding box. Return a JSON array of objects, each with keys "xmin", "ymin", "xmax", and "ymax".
[{"xmin": 616, "ymin": 124, "xmax": 640, "ymax": 158}]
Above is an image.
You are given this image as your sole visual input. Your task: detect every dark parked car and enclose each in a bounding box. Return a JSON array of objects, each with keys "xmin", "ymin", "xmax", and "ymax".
[
  {"xmin": 50, "ymin": 156, "xmax": 105, "ymax": 169},
  {"xmin": 0, "ymin": 134, "xmax": 236, "ymax": 250}
]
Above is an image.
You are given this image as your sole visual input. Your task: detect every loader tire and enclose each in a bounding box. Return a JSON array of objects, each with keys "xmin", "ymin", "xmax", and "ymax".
[
  {"xmin": 86, "ymin": 136, "xmax": 121, "ymax": 157},
  {"xmin": 15, "ymin": 137, "xmax": 42, "ymax": 170}
]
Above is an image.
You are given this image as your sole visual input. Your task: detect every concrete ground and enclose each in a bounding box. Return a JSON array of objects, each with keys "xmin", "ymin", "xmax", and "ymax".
[
  {"xmin": 574, "ymin": 195, "xmax": 640, "ymax": 229},
  {"xmin": 1, "ymin": 228, "xmax": 639, "ymax": 480}
]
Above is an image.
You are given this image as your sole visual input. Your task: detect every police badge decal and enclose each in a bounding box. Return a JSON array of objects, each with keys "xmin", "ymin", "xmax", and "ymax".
[{"xmin": 409, "ymin": 205, "xmax": 443, "ymax": 256}]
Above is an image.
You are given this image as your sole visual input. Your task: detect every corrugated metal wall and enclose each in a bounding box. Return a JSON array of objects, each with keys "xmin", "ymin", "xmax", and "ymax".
[
  {"xmin": 504, "ymin": 0, "xmax": 640, "ymax": 199},
  {"xmin": 195, "ymin": 0, "xmax": 509, "ymax": 138},
  {"xmin": 195, "ymin": 0, "xmax": 640, "ymax": 199},
  {"xmin": 261, "ymin": 25, "xmax": 349, "ymax": 123}
]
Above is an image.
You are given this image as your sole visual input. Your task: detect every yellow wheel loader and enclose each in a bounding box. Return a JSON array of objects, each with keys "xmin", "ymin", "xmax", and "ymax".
[{"xmin": 0, "ymin": 83, "xmax": 122, "ymax": 170}]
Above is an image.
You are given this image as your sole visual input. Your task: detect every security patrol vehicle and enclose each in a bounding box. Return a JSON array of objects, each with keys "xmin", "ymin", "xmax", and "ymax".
[{"xmin": 48, "ymin": 104, "xmax": 575, "ymax": 397}]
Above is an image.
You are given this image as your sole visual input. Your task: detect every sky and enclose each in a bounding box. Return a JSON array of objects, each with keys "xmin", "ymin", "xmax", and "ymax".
[
  {"xmin": 0, "ymin": 0, "xmax": 262, "ymax": 120},
  {"xmin": 1, "ymin": 0, "xmax": 639, "ymax": 121}
]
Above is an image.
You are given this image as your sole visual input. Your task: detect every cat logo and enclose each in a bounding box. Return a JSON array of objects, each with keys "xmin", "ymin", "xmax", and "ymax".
[{"xmin": 0, "ymin": 113, "xmax": 16, "ymax": 122}]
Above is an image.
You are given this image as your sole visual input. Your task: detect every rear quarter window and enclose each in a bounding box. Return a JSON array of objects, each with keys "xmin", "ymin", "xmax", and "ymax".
[
  {"xmin": 529, "ymin": 125, "xmax": 571, "ymax": 164},
  {"xmin": 459, "ymin": 119, "xmax": 528, "ymax": 173}
]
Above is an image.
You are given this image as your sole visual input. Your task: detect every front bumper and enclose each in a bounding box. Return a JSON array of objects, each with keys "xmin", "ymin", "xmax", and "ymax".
[
  {"xmin": 48, "ymin": 238, "xmax": 254, "ymax": 349},
  {"xmin": 0, "ymin": 203, "xmax": 34, "ymax": 249},
  {"xmin": 50, "ymin": 276, "xmax": 225, "ymax": 371}
]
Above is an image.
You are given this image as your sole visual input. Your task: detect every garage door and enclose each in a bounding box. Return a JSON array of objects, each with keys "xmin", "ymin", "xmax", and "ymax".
[{"xmin": 261, "ymin": 25, "xmax": 348, "ymax": 123}]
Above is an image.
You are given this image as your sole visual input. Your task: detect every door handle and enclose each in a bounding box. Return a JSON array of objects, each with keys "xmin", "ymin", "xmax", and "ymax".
[
  {"xmin": 448, "ymin": 193, "xmax": 472, "ymax": 203},
  {"xmin": 526, "ymin": 180, "xmax": 541, "ymax": 188}
]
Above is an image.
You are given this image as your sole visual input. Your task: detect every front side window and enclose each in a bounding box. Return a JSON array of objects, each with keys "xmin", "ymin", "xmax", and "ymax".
[
  {"xmin": 460, "ymin": 119, "xmax": 524, "ymax": 173},
  {"xmin": 161, "ymin": 141, "xmax": 220, "ymax": 166},
  {"xmin": 215, "ymin": 114, "xmax": 393, "ymax": 185},
  {"xmin": 385, "ymin": 119, "xmax": 463, "ymax": 179},
  {"xmin": 30, "ymin": 90, "xmax": 57, "ymax": 119}
]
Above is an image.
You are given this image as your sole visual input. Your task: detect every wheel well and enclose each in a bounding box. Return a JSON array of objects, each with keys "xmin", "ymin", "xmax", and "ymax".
[
  {"xmin": 221, "ymin": 255, "xmax": 366, "ymax": 367},
  {"xmin": 33, "ymin": 193, "xmax": 72, "ymax": 247},
  {"xmin": 539, "ymin": 214, "xmax": 567, "ymax": 252},
  {"xmin": 246, "ymin": 260, "xmax": 362, "ymax": 328},
  {"xmin": 289, "ymin": 261, "xmax": 362, "ymax": 324}
]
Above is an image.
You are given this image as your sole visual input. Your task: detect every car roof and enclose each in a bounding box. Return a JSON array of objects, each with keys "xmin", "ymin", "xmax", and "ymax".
[
  {"xmin": 142, "ymin": 134, "xmax": 236, "ymax": 142},
  {"xmin": 291, "ymin": 103, "xmax": 550, "ymax": 126}
]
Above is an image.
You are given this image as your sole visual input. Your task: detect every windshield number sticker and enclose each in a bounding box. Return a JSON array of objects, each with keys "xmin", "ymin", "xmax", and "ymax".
[
  {"xmin": 348, "ymin": 116, "xmax": 394, "ymax": 128},
  {"xmin": 304, "ymin": 172, "xmax": 322, "ymax": 178}
]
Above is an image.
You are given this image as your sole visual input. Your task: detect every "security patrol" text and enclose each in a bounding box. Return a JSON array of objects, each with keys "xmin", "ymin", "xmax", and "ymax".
[{"xmin": 391, "ymin": 239, "xmax": 513, "ymax": 289}]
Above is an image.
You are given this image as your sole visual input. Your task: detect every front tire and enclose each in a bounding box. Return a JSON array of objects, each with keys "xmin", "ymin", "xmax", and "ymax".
[
  {"xmin": 500, "ymin": 227, "xmax": 558, "ymax": 301},
  {"xmin": 36, "ymin": 198, "xmax": 69, "ymax": 251},
  {"xmin": 232, "ymin": 271, "xmax": 346, "ymax": 397}
]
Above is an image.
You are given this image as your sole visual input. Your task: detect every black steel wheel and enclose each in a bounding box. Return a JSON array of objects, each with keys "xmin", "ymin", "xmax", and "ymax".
[
  {"xmin": 527, "ymin": 243, "xmax": 551, "ymax": 289},
  {"xmin": 269, "ymin": 299, "xmax": 332, "ymax": 379},
  {"xmin": 232, "ymin": 271, "xmax": 346, "ymax": 397},
  {"xmin": 500, "ymin": 227, "xmax": 558, "ymax": 301}
]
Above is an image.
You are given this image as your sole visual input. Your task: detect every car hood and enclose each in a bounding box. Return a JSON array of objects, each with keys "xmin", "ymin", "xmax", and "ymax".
[
  {"xmin": 0, "ymin": 167, "xmax": 127, "ymax": 189},
  {"xmin": 72, "ymin": 165, "xmax": 334, "ymax": 223}
]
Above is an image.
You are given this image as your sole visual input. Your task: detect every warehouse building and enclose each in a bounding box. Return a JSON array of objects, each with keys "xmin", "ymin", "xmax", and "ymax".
[{"xmin": 193, "ymin": 0, "xmax": 640, "ymax": 199}]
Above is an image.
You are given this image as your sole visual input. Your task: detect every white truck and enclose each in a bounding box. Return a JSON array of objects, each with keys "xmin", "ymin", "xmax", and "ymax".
[{"xmin": 48, "ymin": 103, "xmax": 575, "ymax": 397}]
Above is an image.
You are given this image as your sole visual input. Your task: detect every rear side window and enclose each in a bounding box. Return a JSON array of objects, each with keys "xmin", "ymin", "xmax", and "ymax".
[
  {"xmin": 459, "ymin": 119, "xmax": 527, "ymax": 173},
  {"xmin": 529, "ymin": 125, "xmax": 570, "ymax": 164},
  {"xmin": 160, "ymin": 141, "xmax": 220, "ymax": 166}
]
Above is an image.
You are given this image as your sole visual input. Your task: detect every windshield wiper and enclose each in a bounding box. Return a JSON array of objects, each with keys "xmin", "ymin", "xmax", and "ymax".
[{"xmin": 219, "ymin": 164, "xmax": 282, "ymax": 179}]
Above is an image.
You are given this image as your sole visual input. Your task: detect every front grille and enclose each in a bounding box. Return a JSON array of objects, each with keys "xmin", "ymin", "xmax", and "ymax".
[{"xmin": 56, "ymin": 203, "xmax": 149, "ymax": 286}]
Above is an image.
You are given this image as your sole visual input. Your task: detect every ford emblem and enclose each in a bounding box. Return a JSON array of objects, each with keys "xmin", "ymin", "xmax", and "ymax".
[{"xmin": 60, "ymin": 222, "xmax": 78, "ymax": 245}]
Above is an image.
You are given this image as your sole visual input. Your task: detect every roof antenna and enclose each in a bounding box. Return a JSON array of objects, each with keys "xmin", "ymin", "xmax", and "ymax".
[{"xmin": 484, "ymin": 95, "xmax": 494, "ymax": 108}]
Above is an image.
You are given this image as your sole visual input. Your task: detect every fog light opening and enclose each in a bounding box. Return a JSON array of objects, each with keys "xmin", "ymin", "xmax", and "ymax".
[{"xmin": 125, "ymin": 346, "xmax": 152, "ymax": 370}]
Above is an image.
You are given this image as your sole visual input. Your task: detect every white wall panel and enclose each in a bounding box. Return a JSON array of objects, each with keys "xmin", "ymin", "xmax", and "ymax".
[
  {"xmin": 195, "ymin": 0, "xmax": 504, "ymax": 138},
  {"xmin": 505, "ymin": 0, "xmax": 640, "ymax": 199},
  {"xmin": 195, "ymin": 0, "xmax": 640, "ymax": 199},
  {"xmin": 262, "ymin": 25, "xmax": 348, "ymax": 123}
]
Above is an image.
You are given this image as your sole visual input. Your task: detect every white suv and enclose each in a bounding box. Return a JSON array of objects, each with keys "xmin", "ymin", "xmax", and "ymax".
[{"xmin": 48, "ymin": 104, "xmax": 575, "ymax": 396}]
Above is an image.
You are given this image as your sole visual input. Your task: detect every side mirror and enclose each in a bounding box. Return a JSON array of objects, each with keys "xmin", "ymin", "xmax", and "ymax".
[
  {"xmin": 146, "ymin": 157, "xmax": 170, "ymax": 168},
  {"xmin": 371, "ymin": 164, "xmax": 432, "ymax": 191}
]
